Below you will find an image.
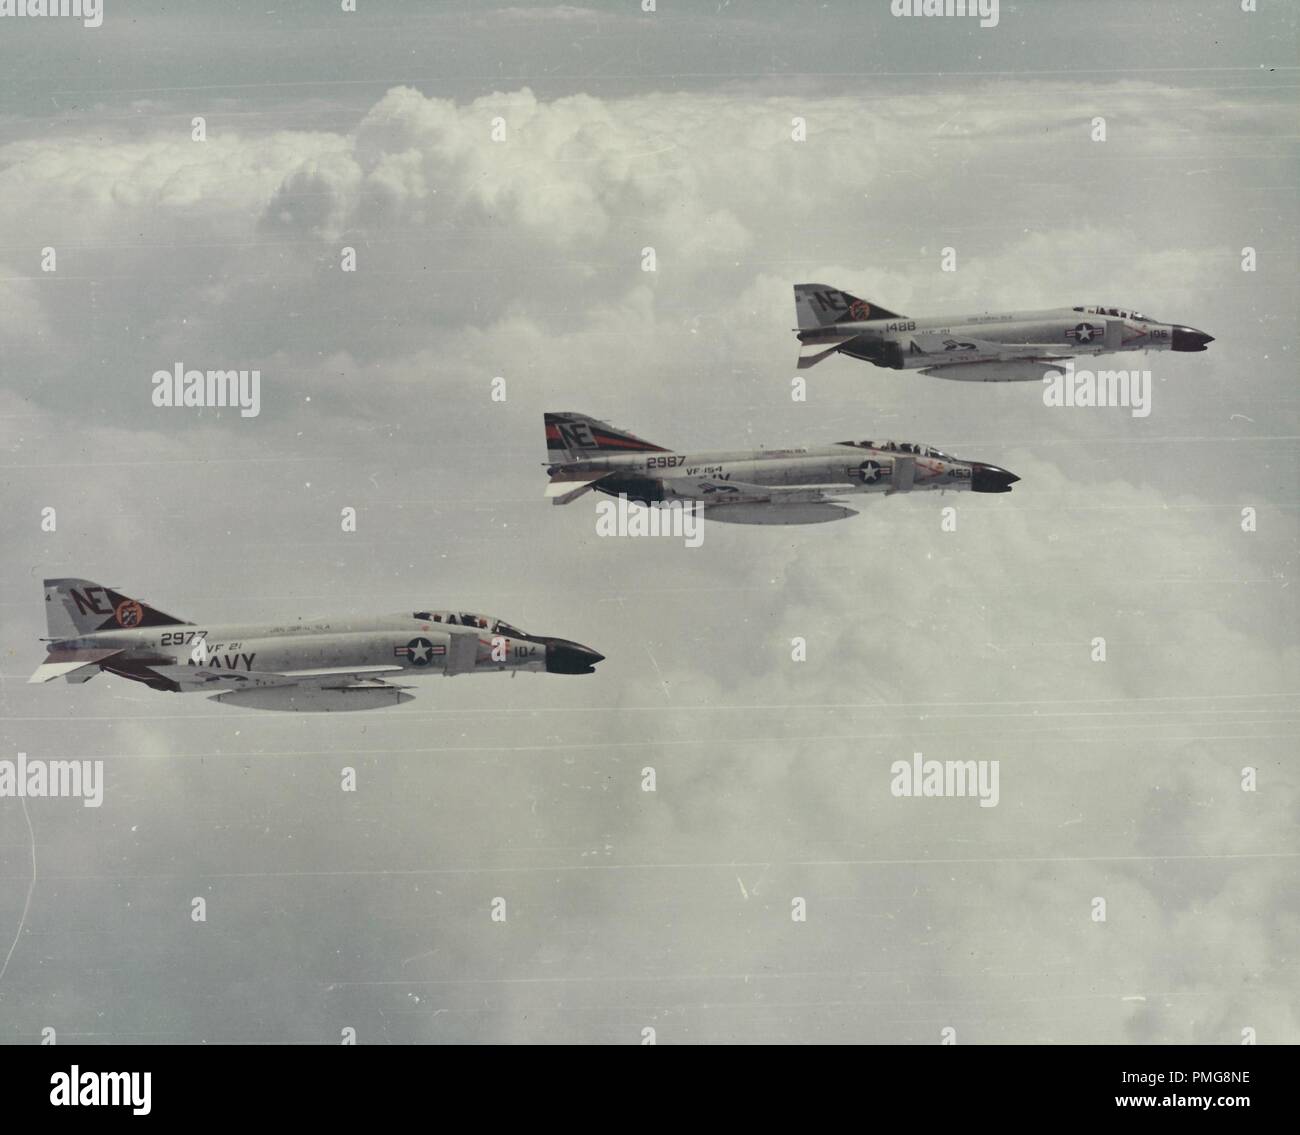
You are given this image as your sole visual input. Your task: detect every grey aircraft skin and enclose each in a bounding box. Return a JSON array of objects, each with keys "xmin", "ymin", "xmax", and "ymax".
[
  {"xmin": 29, "ymin": 578, "xmax": 604, "ymax": 711},
  {"xmin": 794, "ymin": 283, "xmax": 1214, "ymax": 380},
  {"xmin": 545, "ymin": 412, "xmax": 1018, "ymax": 525}
]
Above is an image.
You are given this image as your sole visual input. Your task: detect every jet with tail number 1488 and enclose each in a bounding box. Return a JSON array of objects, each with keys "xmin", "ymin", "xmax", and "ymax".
[{"xmin": 794, "ymin": 283, "xmax": 1213, "ymax": 381}]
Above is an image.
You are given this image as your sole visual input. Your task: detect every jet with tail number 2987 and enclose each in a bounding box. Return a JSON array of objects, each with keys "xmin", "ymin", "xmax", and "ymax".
[
  {"xmin": 29, "ymin": 579, "xmax": 603, "ymax": 711},
  {"xmin": 794, "ymin": 283, "xmax": 1213, "ymax": 381},
  {"xmin": 544, "ymin": 412, "xmax": 1018, "ymax": 526}
]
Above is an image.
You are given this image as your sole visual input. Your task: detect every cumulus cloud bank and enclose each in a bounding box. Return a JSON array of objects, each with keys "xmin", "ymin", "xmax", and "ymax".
[{"xmin": 0, "ymin": 45, "xmax": 1295, "ymax": 1044}]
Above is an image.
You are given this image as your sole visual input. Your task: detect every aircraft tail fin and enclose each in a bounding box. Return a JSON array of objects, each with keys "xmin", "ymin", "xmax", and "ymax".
[
  {"xmin": 43, "ymin": 578, "xmax": 191, "ymax": 639},
  {"xmin": 544, "ymin": 412, "xmax": 669, "ymax": 463},
  {"xmin": 794, "ymin": 283, "xmax": 904, "ymax": 329}
]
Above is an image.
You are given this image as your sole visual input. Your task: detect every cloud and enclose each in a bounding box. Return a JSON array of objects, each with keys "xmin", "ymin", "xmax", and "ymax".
[{"xmin": 0, "ymin": 73, "xmax": 1294, "ymax": 1044}]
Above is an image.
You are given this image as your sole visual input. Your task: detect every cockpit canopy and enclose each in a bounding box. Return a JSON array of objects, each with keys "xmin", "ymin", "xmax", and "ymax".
[
  {"xmin": 1072, "ymin": 305, "xmax": 1152, "ymax": 321},
  {"xmin": 413, "ymin": 611, "xmax": 526, "ymax": 637},
  {"xmin": 838, "ymin": 440, "xmax": 954, "ymax": 460}
]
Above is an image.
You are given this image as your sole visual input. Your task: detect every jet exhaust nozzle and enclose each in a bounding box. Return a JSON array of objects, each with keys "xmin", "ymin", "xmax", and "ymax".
[
  {"xmin": 970, "ymin": 464, "xmax": 1020, "ymax": 494},
  {"xmin": 539, "ymin": 638, "xmax": 605, "ymax": 675},
  {"xmin": 1171, "ymin": 326, "xmax": 1214, "ymax": 352}
]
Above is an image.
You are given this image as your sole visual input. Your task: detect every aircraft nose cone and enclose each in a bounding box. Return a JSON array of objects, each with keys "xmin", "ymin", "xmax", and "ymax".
[
  {"xmin": 542, "ymin": 638, "xmax": 605, "ymax": 675},
  {"xmin": 970, "ymin": 463, "xmax": 1020, "ymax": 494},
  {"xmin": 1171, "ymin": 326, "xmax": 1214, "ymax": 352}
]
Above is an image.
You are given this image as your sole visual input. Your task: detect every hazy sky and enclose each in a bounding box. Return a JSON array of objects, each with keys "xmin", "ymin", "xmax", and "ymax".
[{"xmin": 0, "ymin": 0, "xmax": 1296, "ymax": 1044}]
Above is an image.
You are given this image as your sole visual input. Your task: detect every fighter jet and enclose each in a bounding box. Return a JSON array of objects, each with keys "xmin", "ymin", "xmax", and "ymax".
[
  {"xmin": 544, "ymin": 412, "xmax": 1017, "ymax": 525},
  {"xmin": 28, "ymin": 578, "xmax": 603, "ymax": 711},
  {"xmin": 793, "ymin": 283, "xmax": 1213, "ymax": 380}
]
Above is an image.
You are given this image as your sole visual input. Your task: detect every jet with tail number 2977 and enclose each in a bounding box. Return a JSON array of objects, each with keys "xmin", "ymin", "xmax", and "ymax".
[
  {"xmin": 794, "ymin": 283, "xmax": 1213, "ymax": 381},
  {"xmin": 29, "ymin": 579, "xmax": 603, "ymax": 711},
  {"xmin": 544, "ymin": 412, "xmax": 1018, "ymax": 526}
]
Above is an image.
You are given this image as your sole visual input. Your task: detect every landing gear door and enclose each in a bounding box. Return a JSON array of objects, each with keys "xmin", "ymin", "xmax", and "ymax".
[
  {"xmin": 1104, "ymin": 320, "xmax": 1125, "ymax": 350},
  {"xmin": 891, "ymin": 455, "xmax": 915, "ymax": 493}
]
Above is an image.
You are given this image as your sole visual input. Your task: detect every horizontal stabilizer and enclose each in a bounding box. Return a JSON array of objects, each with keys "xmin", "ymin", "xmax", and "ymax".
[
  {"xmin": 546, "ymin": 474, "xmax": 607, "ymax": 505},
  {"xmin": 797, "ymin": 343, "xmax": 844, "ymax": 369},
  {"xmin": 28, "ymin": 648, "xmax": 121, "ymax": 684}
]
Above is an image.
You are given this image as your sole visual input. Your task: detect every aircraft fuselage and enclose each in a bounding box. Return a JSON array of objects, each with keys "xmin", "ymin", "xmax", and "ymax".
[
  {"xmin": 796, "ymin": 303, "xmax": 1213, "ymax": 378},
  {"xmin": 554, "ymin": 442, "xmax": 1017, "ymax": 502}
]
